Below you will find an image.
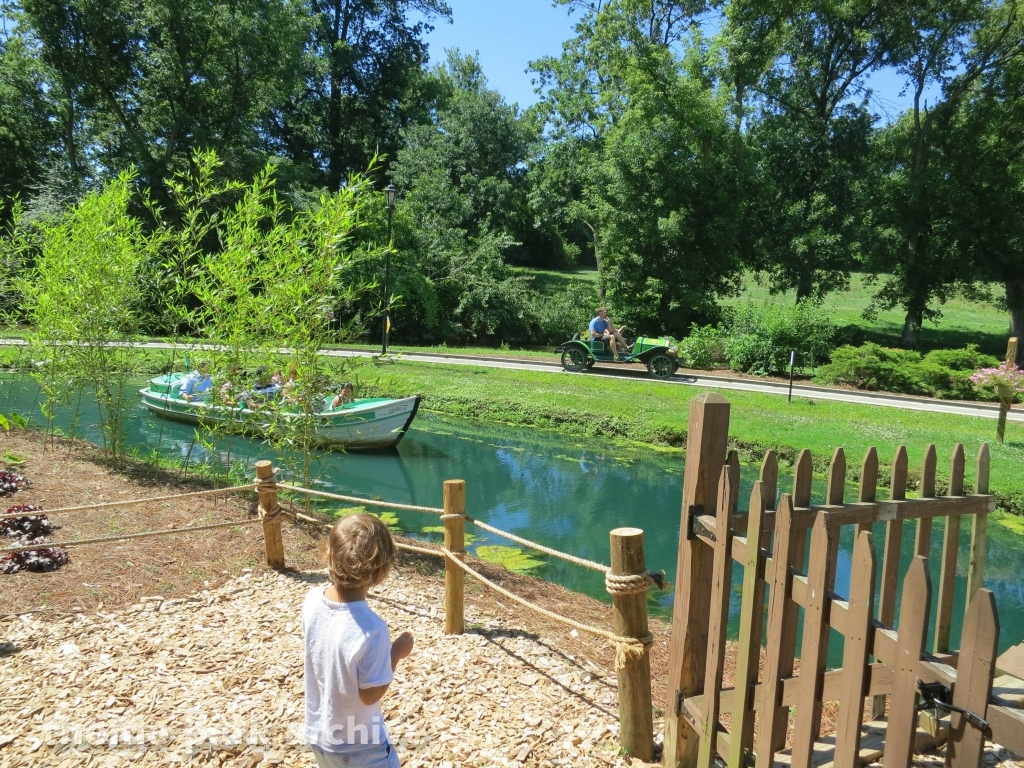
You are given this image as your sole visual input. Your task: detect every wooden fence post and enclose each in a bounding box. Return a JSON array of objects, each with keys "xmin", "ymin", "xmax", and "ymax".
[
  {"xmin": 609, "ymin": 527, "xmax": 654, "ymax": 762},
  {"xmin": 947, "ymin": 589, "xmax": 999, "ymax": 768},
  {"xmin": 255, "ymin": 460, "xmax": 284, "ymax": 569},
  {"xmin": 664, "ymin": 392, "xmax": 731, "ymax": 768},
  {"xmin": 443, "ymin": 479, "xmax": 466, "ymax": 635}
]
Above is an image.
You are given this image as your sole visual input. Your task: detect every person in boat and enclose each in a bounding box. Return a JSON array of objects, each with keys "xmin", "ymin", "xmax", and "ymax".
[
  {"xmin": 281, "ymin": 363, "xmax": 300, "ymax": 403},
  {"xmin": 176, "ymin": 362, "xmax": 213, "ymax": 402},
  {"xmin": 588, "ymin": 307, "xmax": 631, "ymax": 361},
  {"xmin": 330, "ymin": 382, "xmax": 355, "ymax": 410}
]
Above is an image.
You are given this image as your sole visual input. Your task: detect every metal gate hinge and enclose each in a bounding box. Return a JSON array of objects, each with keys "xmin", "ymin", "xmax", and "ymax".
[{"xmin": 686, "ymin": 505, "xmax": 709, "ymax": 541}]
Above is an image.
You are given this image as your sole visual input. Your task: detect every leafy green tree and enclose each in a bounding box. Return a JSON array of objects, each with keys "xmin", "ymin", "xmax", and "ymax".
[
  {"xmin": 14, "ymin": 169, "xmax": 161, "ymax": 459},
  {"xmin": 0, "ymin": 28, "xmax": 62, "ymax": 209},
  {"xmin": 863, "ymin": 0, "xmax": 1024, "ymax": 345},
  {"xmin": 16, "ymin": 0, "xmax": 308, "ymax": 191},
  {"xmin": 726, "ymin": 0, "xmax": 908, "ymax": 300},
  {"xmin": 598, "ymin": 46, "xmax": 745, "ymax": 336},
  {"xmin": 271, "ymin": 0, "xmax": 450, "ymax": 190}
]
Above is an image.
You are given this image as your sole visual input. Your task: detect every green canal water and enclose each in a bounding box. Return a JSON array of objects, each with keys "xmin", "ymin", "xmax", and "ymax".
[{"xmin": 4, "ymin": 376, "xmax": 1024, "ymax": 660}]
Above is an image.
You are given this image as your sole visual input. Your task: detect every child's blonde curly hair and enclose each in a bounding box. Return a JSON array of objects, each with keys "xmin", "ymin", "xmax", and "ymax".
[{"xmin": 322, "ymin": 513, "xmax": 396, "ymax": 590}]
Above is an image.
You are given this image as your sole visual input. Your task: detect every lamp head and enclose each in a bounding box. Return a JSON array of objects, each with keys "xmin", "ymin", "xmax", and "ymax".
[{"xmin": 384, "ymin": 184, "xmax": 397, "ymax": 210}]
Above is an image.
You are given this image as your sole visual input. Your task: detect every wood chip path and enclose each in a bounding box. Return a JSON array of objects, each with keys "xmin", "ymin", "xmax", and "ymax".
[{"xmin": 1, "ymin": 568, "xmax": 654, "ymax": 768}]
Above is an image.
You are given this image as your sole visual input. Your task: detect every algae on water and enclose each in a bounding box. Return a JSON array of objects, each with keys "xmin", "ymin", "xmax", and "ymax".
[{"xmin": 474, "ymin": 545, "xmax": 545, "ymax": 574}]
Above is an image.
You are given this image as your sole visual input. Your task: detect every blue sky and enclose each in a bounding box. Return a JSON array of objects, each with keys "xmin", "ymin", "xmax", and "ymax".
[{"xmin": 417, "ymin": 0, "xmax": 935, "ymax": 122}]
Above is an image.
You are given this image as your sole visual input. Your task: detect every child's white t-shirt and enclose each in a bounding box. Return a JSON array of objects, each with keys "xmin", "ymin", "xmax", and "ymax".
[{"xmin": 302, "ymin": 586, "xmax": 393, "ymax": 752}]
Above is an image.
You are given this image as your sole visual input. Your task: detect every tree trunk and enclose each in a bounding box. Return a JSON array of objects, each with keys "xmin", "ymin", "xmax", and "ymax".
[
  {"xmin": 901, "ymin": 307, "xmax": 924, "ymax": 347},
  {"xmin": 1007, "ymin": 277, "xmax": 1024, "ymax": 365},
  {"xmin": 582, "ymin": 220, "xmax": 604, "ymax": 301}
]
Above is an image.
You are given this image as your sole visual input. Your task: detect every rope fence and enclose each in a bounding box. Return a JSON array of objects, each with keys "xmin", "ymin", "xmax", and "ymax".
[
  {"xmin": 0, "ymin": 484, "xmax": 253, "ymax": 520},
  {"xmin": 0, "ymin": 468, "xmax": 659, "ymax": 758},
  {"xmin": 0, "ymin": 516, "xmax": 265, "ymax": 554},
  {"xmin": 279, "ymin": 485, "xmax": 445, "ymax": 515}
]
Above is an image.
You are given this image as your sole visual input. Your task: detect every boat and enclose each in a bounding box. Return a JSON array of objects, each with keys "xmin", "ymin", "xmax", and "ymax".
[{"xmin": 139, "ymin": 374, "xmax": 421, "ymax": 450}]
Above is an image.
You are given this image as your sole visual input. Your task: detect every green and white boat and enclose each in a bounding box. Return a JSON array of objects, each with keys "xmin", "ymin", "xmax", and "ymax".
[{"xmin": 140, "ymin": 374, "xmax": 420, "ymax": 450}]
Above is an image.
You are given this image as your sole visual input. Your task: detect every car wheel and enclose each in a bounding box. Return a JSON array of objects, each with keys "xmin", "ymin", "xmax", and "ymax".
[
  {"xmin": 561, "ymin": 347, "xmax": 588, "ymax": 372},
  {"xmin": 647, "ymin": 354, "xmax": 675, "ymax": 379}
]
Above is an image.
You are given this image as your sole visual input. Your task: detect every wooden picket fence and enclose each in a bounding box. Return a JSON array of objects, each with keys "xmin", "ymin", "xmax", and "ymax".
[{"xmin": 662, "ymin": 393, "xmax": 1024, "ymax": 768}]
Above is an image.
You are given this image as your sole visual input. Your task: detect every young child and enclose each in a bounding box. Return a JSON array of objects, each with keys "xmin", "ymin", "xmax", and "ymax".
[{"xmin": 303, "ymin": 514, "xmax": 414, "ymax": 767}]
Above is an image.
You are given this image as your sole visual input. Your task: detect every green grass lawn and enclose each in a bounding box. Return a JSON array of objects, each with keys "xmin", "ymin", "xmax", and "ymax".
[
  {"xmin": 512, "ymin": 267, "xmax": 1012, "ymax": 355},
  {"xmin": 725, "ymin": 272, "xmax": 1010, "ymax": 354},
  {"xmin": 363, "ymin": 359, "xmax": 1024, "ymax": 506}
]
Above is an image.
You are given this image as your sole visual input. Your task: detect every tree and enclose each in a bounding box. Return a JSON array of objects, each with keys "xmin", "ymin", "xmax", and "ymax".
[
  {"xmin": 0, "ymin": 26, "xmax": 61, "ymax": 209},
  {"xmin": 863, "ymin": 0, "xmax": 1024, "ymax": 345},
  {"xmin": 938, "ymin": 39, "xmax": 1024, "ymax": 361},
  {"xmin": 365, "ymin": 52, "xmax": 546, "ymax": 344},
  {"xmin": 727, "ymin": 0, "xmax": 910, "ymax": 300},
  {"xmin": 269, "ymin": 0, "xmax": 451, "ymax": 190},
  {"xmin": 16, "ymin": 0, "xmax": 308, "ymax": 192}
]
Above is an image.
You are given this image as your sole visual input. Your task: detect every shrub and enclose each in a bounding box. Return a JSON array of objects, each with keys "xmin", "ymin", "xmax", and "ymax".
[
  {"xmin": 816, "ymin": 343, "xmax": 1003, "ymax": 400},
  {"xmin": 534, "ymin": 280, "xmax": 599, "ymax": 344},
  {"xmin": 680, "ymin": 324, "xmax": 725, "ymax": 369},
  {"xmin": 721, "ymin": 299, "xmax": 835, "ymax": 376}
]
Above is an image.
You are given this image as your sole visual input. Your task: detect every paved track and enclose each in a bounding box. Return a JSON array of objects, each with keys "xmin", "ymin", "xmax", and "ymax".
[{"xmin": 5, "ymin": 338, "xmax": 1021, "ymax": 423}]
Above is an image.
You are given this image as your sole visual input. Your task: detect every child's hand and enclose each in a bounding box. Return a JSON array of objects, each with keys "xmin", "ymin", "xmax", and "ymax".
[{"xmin": 391, "ymin": 631, "xmax": 414, "ymax": 667}]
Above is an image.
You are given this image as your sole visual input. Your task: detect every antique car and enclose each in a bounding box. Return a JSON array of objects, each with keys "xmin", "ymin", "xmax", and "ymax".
[{"xmin": 555, "ymin": 334, "xmax": 680, "ymax": 379}]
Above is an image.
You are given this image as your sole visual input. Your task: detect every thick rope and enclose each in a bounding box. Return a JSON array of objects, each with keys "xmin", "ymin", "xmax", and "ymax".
[
  {"xmin": 464, "ymin": 514, "xmax": 612, "ymax": 573},
  {"xmin": 605, "ymin": 570, "xmax": 665, "ymax": 594},
  {"xmin": 436, "ymin": 545, "xmax": 652, "ymax": 671},
  {"xmin": 276, "ymin": 485, "xmax": 445, "ymax": 515},
  {"xmin": 0, "ymin": 485, "xmax": 253, "ymax": 520},
  {"xmin": 0, "ymin": 516, "xmax": 265, "ymax": 554}
]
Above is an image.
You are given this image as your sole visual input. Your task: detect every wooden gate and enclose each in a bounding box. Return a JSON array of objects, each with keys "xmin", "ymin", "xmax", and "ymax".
[{"xmin": 662, "ymin": 393, "xmax": 1024, "ymax": 768}]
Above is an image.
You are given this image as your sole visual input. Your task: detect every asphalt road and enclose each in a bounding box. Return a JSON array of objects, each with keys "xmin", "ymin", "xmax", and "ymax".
[{"xmin": 4, "ymin": 338, "xmax": 1021, "ymax": 423}]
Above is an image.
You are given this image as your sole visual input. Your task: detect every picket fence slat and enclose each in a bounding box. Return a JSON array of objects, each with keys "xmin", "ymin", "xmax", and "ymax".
[
  {"xmin": 696, "ymin": 465, "xmax": 738, "ymax": 768},
  {"xmin": 758, "ymin": 493, "xmax": 797, "ymax": 767},
  {"xmin": 833, "ymin": 530, "xmax": 877, "ymax": 768},
  {"xmin": 873, "ymin": 445, "xmax": 909, "ymax": 720},
  {"xmin": 915, "ymin": 445, "xmax": 937, "ymax": 557},
  {"xmin": 772, "ymin": 450, "xmax": 814, "ymax": 753},
  {"xmin": 884, "ymin": 556, "xmax": 931, "ymax": 768},
  {"xmin": 967, "ymin": 443, "xmax": 991, "ymax": 603},
  {"xmin": 727, "ymin": 481, "xmax": 767, "ymax": 768},
  {"xmin": 947, "ymin": 589, "xmax": 999, "ymax": 768},
  {"xmin": 791, "ymin": 513, "xmax": 838, "ymax": 768},
  {"xmin": 935, "ymin": 444, "xmax": 966, "ymax": 654}
]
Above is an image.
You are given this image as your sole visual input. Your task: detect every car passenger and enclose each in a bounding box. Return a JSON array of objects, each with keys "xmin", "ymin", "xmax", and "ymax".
[{"xmin": 588, "ymin": 307, "xmax": 631, "ymax": 361}]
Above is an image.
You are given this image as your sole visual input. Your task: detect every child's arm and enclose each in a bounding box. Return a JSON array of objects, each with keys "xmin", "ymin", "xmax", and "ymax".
[{"xmin": 359, "ymin": 631, "xmax": 414, "ymax": 705}]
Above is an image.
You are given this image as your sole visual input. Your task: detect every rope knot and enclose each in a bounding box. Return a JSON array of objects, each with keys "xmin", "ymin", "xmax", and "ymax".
[
  {"xmin": 604, "ymin": 569, "xmax": 668, "ymax": 596},
  {"xmin": 611, "ymin": 632, "xmax": 655, "ymax": 671},
  {"xmin": 439, "ymin": 513, "xmax": 465, "ymax": 521}
]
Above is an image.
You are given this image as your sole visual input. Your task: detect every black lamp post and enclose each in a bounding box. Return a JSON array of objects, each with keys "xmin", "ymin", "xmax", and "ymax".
[{"xmin": 382, "ymin": 184, "xmax": 397, "ymax": 356}]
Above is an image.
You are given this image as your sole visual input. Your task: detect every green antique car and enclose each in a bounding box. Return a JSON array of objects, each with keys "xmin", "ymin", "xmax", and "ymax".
[{"xmin": 556, "ymin": 334, "xmax": 680, "ymax": 379}]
